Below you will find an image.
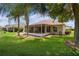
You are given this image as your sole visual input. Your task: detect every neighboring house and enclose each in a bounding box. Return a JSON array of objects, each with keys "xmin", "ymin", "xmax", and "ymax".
[
  {"xmin": 4, "ymin": 19, "xmax": 66, "ymax": 35},
  {"xmin": 4, "ymin": 24, "xmax": 25, "ymax": 32},
  {"xmin": 0, "ymin": 26, "xmax": 3, "ymax": 30}
]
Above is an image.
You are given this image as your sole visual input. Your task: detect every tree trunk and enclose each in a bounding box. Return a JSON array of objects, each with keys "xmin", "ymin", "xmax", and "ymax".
[
  {"xmin": 17, "ymin": 16, "xmax": 20, "ymax": 36},
  {"xmin": 72, "ymin": 4, "xmax": 79, "ymax": 47},
  {"xmin": 25, "ymin": 14, "xmax": 29, "ymax": 37}
]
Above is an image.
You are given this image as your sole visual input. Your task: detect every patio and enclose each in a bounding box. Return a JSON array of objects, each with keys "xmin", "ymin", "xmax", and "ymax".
[{"xmin": 29, "ymin": 33, "xmax": 50, "ymax": 37}]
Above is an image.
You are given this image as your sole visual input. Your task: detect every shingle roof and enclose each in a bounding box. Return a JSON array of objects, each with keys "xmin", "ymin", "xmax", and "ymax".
[
  {"xmin": 30, "ymin": 19, "xmax": 64, "ymax": 26},
  {"xmin": 5, "ymin": 24, "xmax": 25, "ymax": 28},
  {"xmin": 5, "ymin": 19, "xmax": 65, "ymax": 28}
]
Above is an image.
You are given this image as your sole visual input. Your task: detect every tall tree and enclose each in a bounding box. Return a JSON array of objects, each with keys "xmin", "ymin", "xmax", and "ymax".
[
  {"xmin": 47, "ymin": 3, "xmax": 79, "ymax": 46},
  {"xmin": 71, "ymin": 4, "xmax": 79, "ymax": 46},
  {"xmin": 12, "ymin": 4, "xmax": 32, "ymax": 36},
  {"xmin": 22, "ymin": 4, "xmax": 31, "ymax": 37},
  {"xmin": 0, "ymin": 3, "xmax": 18, "ymax": 33},
  {"xmin": 6, "ymin": 15, "xmax": 12, "ymax": 26},
  {"xmin": 9, "ymin": 4, "xmax": 23, "ymax": 36},
  {"xmin": 3, "ymin": 3, "xmax": 39, "ymax": 37}
]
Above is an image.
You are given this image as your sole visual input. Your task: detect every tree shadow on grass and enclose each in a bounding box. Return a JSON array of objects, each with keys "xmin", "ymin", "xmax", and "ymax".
[{"xmin": 0, "ymin": 34, "xmax": 79, "ymax": 56}]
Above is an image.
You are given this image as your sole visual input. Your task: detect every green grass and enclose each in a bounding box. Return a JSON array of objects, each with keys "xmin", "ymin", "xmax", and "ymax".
[{"xmin": 0, "ymin": 31, "xmax": 79, "ymax": 56}]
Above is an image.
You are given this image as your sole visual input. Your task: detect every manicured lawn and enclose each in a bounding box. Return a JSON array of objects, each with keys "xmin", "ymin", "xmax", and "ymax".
[{"xmin": 0, "ymin": 31, "xmax": 79, "ymax": 56}]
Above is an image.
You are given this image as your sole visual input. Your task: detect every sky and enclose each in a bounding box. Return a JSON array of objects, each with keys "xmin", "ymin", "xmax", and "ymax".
[{"xmin": 0, "ymin": 13, "xmax": 74, "ymax": 28}]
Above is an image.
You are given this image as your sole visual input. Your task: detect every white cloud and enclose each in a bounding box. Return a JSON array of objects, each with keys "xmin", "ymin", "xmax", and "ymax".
[{"xmin": 0, "ymin": 14, "xmax": 74, "ymax": 28}]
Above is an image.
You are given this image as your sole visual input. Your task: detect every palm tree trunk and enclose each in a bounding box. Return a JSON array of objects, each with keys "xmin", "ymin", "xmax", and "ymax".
[
  {"xmin": 25, "ymin": 14, "xmax": 29, "ymax": 36},
  {"xmin": 72, "ymin": 4, "xmax": 79, "ymax": 47},
  {"xmin": 17, "ymin": 16, "xmax": 20, "ymax": 36}
]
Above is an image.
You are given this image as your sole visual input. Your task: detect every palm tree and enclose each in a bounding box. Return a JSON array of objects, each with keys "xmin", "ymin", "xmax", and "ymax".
[
  {"xmin": 6, "ymin": 14, "xmax": 13, "ymax": 26},
  {"xmin": 19, "ymin": 4, "xmax": 32, "ymax": 37},
  {"xmin": 0, "ymin": 4, "xmax": 17, "ymax": 33},
  {"xmin": 0, "ymin": 3, "xmax": 17, "ymax": 15},
  {"xmin": 9, "ymin": 4, "xmax": 23, "ymax": 36},
  {"xmin": 21, "ymin": 4, "xmax": 31, "ymax": 37},
  {"xmin": 0, "ymin": 3, "xmax": 38, "ymax": 37}
]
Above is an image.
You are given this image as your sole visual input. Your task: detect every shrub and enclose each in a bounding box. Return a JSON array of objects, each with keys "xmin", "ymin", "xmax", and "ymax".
[{"xmin": 65, "ymin": 29, "xmax": 71, "ymax": 35}]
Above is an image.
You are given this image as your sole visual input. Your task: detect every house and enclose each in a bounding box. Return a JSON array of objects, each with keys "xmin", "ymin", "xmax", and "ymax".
[
  {"xmin": 4, "ymin": 19, "xmax": 66, "ymax": 35},
  {"xmin": 25, "ymin": 19, "xmax": 66, "ymax": 35},
  {"xmin": 4, "ymin": 24, "xmax": 25, "ymax": 32}
]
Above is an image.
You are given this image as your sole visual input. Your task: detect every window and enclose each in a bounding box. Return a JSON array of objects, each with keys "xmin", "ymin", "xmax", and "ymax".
[{"xmin": 53, "ymin": 26, "xmax": 57, "ymax": 32}]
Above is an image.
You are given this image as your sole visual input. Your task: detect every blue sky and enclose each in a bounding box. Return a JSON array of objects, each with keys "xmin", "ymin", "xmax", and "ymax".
[{"xmin": 0, "ymin": 13, "xmax": 74, "ymax": 28}]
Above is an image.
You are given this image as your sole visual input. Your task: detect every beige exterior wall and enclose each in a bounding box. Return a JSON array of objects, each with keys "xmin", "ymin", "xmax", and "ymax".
[
  {"xmin": 50, "ymin": 25, "xmax": 66, "ymax": 35},
  {"xmin": 62, "ymin": 25, "xmax": 66, "ymax": 34},
  {"xmin": 23, "ymin": 24, "xmax": 66, "ymax": 35},
  {"xmin": 56, "ymin": 25, "xmax": 66, "ymax": 35}
]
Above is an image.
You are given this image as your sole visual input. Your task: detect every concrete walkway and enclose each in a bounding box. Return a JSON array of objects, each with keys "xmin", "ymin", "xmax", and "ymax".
[
  {"xmin": 20, "ymin": 32, "xmax": 50, "ymax": 37},
  {"xmin": 29, "ymin": 33, "xmax": 50, "ymax": 37}
]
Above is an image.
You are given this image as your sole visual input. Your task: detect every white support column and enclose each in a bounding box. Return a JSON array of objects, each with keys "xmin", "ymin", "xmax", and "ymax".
[
  {"xmin": 13, "ymin": 28, "xmax": 15, "ymax": 32},
  {"xmin": 33, "ymin": 25, "xmax": 35, "ymax": 33},
  {"xmin": 23, "ymin": 26, "xmax": 25, "ymax": 33},
  {"xmin": 50, "ymin": 26, "xmax": 51, "ymax": 33},
  {"xmin": 7, "ymin": 27, "xmax": 9, "ymax": 32},
  {"xmin": 62, "ymin": 25, "xmax": 66, "ymax": 35},
  {"xmin": 28, "ymin": 26, "xmax": 29, "ymax": 33},
  {"xmin": 45, "ymin": 25, "xmax": 47, "ymax": 33},
  {"xmin": 41, "ymin": 24, "xmax": 42, "ymax": 34}
]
